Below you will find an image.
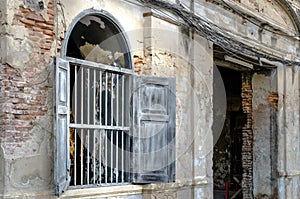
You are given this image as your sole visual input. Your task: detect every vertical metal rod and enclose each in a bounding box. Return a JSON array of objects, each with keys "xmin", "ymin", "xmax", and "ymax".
[
  {"xmin": 116, "ymin": 74, "xmax": 119, "ymax": 126},
  {"xmin": 80, "ymin": 67, "xmax": 84, "ymax": 185},
  {"xmin": 121, "ymin": 75, "xmax": 124, "ymax": 127},
  {"xmin": 111, "ymin": 74, "xmax": 114, "ymax": 126},
  {"xmin": 98, "ymin": 129, "xmax": 102, "ymax": 185},
  {"xmin": 74, "ymin": 129, "xmax": 77, "ymax": 186},
  {"xmin": 105, "ymin": 72, "xmax": 108, "ymax": 184},
  {"xmin": 111, "ymin": 129, "xmax": 113, "ymax": 183},
  {"xmin": 87, "ymin": 68, "xmax": 90, "ymax": 185},
  {"xmin": 110, "ymin": 74, "xmax": 114, "ymax": 183},
  {"xmin": 121, "ymin": 75, "xmax": 125, "ymax": 183},
  {"xmin": 74, "ymin": 65, "xmax": 78, "ymax": 186},
  {"xmin": 116, "ymin": 75, "xmax": 119, "ymax": 183},
  {"xmin": 105, "ymin": 72, "xmax": 108, "ymax": 126},
  {"xmin": 93, "ymin": 69, "xmax": 96, "ymax": 184},
  {"xmin": 121, "ymin": 130, "xmax": 124, "ymax": 183},
  {"xmin": 99, "ymin": 71, "xmax": 102, "ymax": 124},
  {"xmin": 105, "ymin": 130, "xmax": 108, "ymax": 184},
  {"xmin": 116, "ymin": 130, "xmax": 118, "ymax": 183},
  {"xmin": 99, "ymin": 71, "xmax": 102, "ymax": 184}
]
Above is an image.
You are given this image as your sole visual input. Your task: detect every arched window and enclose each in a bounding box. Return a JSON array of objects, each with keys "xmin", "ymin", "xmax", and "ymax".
[
  {"xmin": 66, "ymin": 13, "xmax": 133, "ymax": 188},
  {"xmin": 54, "ymin": 10, "xmax": 176, "ymax": 196}
]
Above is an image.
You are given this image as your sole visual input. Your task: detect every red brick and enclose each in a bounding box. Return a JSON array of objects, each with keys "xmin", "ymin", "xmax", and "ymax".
[
  {"xmin": 47, "ymin": 9, "xmax": 55, "ymax": 16},
  {"xmin": 36, "ymin": 22, "xmax": 53, "ymax": 30},
  {"xmin": 29, "ymin": 35, "xmax": 41, "ymax": 42},
  {"xmin": 32, "ymin": 26, "xmax": 43, "ymax": 33},
  {"xmin": 46, "ymin": 19, "xmax": 54, "ymax": 26},
  {"xmin": 25, "ymin": 13, "xmax": 45, "ymax": 22},
  {"xmin": 43, "ymin": 29, "xmax": 54, "ymax": 36},
  {"xmin": 19, "ymin": 17, "xmax": 35, "ymax": 26}
]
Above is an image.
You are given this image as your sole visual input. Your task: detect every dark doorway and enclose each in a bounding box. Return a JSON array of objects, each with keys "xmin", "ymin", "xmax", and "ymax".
[{"xmin": 213, "ymin": 66, "xmax": 245, "ymax": 199}]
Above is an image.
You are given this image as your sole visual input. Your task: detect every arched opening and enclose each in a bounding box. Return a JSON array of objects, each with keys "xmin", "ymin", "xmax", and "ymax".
[
  {"xmin": 64, "ymin": 10, "xmax": 133, "ymax": 187},
  {"xmin": 66, "ymin": 13, "xmax": 132, "ymax": 68}
]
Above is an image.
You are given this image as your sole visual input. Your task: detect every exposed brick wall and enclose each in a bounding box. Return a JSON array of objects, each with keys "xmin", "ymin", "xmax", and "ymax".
[
  {"xmin": 134, "ymin": 55, "xmax": 145, "ymax": 74},
  {"xmin": 241, "ymin": 73, "xmax": 253, "ymax": 199},
  {"xmin": 0, "ymin": 1, "xmax": 55, "ymax": 155},
  {"xmin": 14, "ymin": 1, "xmax": 55, "ymax": 54},
  {"xmin": 268, "ymin": 92, "xmax": 279, "ymax": 111}
]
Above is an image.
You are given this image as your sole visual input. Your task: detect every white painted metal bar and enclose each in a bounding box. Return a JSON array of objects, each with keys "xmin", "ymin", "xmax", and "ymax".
[
  {"xmin": 99, "ymin": 71, "xmax": 102, "ymax": 124},
  {"xmin": 110, "ymin": 73, "xmax": 114, "ymax": 183},
  {"xmin": 74, "ymin": 65, "xmax": 78, "ymax": 186},
  {"xmin": 121, "ymin": 75, "xmax": 125, "ymax": 183},
  {"xmin": 116, "ymin": 75, "xmax": 119, "ymax": 183},
  {"xmin": 105, "ymin": 129, "xmax": 108, "ymax": 184},
  {"xmin": 122, "ymin": 75, "xmax": 125, "ymax": 127},
  {"xmin": 93, "ymin": 69, "xmax": 96, "ymax": 184},
  {"xmin": 111, "ymin": 129, "xmax": 113, "ymax": 183},
  {"xmin": 116, "ymin": 74, "xmax": 119, "ymax": 126},
  {"xmin": 121, "ymin": 130, "xmax": 124, "ymax": 183},
  {"xmin": 69, "ymin": 124, "xmax": 130, "ymax": 131},
  {"xmin": 80, "ymin": 129, "xmax": 84, "ymax": 185},
  {"xmin": 105, "ymin": 72, "xmax": 108, "ymax": 126},
  {"xmin": 87, "ymin": 68, "xmax": 90, "ymax": 185},
  {"xmin": 105, "ymin": 72, "xmax": 108, "ymax": 184},
  {"xmin": 111, "ymin": 74, "xmax": 114, "ymax": 127},
  {"xmin": 99, "ymin": 71, "xmax": 102, "ymax": 185},
  {"xmin": 80, "ymin": 67, "xmax": 84, "ymax": 185},
  {"xmin": 98, "ymin": 130, "xmax": 102, "ymax": 185},
  {"xmin": 116, "ymin": 130, "xmax": 118, "ymax": 183},
  {"xmin": 74, "ymin": 129, "xmax": 77, "ymax": 186},
  {"xmin": 66, "ymin": 56, "xmax": 134, "ymax": 75}
]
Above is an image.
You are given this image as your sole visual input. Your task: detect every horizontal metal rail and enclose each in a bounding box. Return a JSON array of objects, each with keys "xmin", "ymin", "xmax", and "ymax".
[
  {"xmin": 70, "ymin": 123, "xmax": 130, "ymax": 131},
  {"xmin": 66, "ymin": 56, "xmax": 134, "ymax": 75}
]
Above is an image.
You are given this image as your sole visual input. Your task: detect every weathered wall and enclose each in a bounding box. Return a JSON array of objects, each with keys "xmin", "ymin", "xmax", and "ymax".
[
  {"xmin": 0, "ymin": 0, "xmax": 299, "ymax": 198},
  {"xmin": 241, "ymin": 73, "xmax": 253, "ymax": 199},
  {"xmin": 277, "ymin": 65, "xmax": 300, "ymax": 199},
  {"xmin": 252, "ymin": 71, "xmax": 278, "ymax": 198},
  {"xmin": 1, "ymin": 0, "xmax": 214, "ymax": 197},
  {"xmin": 0, "ymin": 0, "xmax": 56, "ymax": 197},
  {"xmin": 0, "ymin": 0, "xmax": 7, "ymax": 195},
  {"xmin": 193, "ymin": 0, "xmax": 299, "ymax": 60},
  {"xmin": 135, "ymin": 14, "xmax": 214, "ymax": 197}
]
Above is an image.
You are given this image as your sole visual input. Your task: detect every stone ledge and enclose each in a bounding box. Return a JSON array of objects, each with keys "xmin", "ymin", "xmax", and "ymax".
[{"xmin": 61, "ymin": 185, "xmax": 143, "ymax": 198}]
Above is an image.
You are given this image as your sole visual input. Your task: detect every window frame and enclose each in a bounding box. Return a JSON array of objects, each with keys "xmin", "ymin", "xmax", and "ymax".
[{"xmin": 54, "ymin": 9, "xmax": 176, "ymax": 196}]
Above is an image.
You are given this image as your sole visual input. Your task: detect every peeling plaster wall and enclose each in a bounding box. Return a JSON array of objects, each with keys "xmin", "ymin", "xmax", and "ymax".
[
  {"xmin": 277, "ymin": 65, "xmax": 300, "ymax": 199},
  {"xmin": 0, "ymin": 0, "xmax": 56, "ymax": 197},
  {"xmin": 252, "ymin": 72, "xmax": 278, "ymax": 198},
  {"xmin": 0, "ymin": 1, "xmax": 213, "ymax": 198},
  {"xmin": 0, "ymin": 0, "xmax": 7, "ymax": 195},
  {"xmin": 0, "ymin": 0, "xmax": 299, "ymax": 198},
  {"xmin": 137, "ymin": 15, "xmax": 214, "ymax": 197},
  {"xmin": 193, "ymin": 0, "xmax": 299, "ymax": 60}
]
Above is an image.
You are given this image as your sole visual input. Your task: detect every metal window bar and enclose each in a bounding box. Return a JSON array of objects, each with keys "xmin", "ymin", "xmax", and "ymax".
[
  {"xmin": 74, "ymin": 64, "xmax": 77, "ymax": 186},
  {"xmin": 121, "ymin": 75, "xmax": 125, "ymax": 183},
  {"xmin": 93, "ymin": 69, "xmax": 96, "ymax": 185},
  {"xmin": 87, "ymin": 68, "xmax": 90, "ymax": 185},
  {"xmin": 69, "ymin": 61, "xmax": 130, "ymax": 188},
  {"xmin": 80, "ymin": 67, "xmax": 84, "ymax": 186}
]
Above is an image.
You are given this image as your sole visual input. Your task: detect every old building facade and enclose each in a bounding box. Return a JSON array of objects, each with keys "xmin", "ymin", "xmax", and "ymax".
[{"xmin": 0, "ymin": 0, "xmax": 299, "ymax": 198}]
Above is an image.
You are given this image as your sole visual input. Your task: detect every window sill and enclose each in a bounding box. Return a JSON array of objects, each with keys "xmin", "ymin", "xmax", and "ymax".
[{"xmin": 60, "ymin": 185, "xmax": 143, "ymax": 198}]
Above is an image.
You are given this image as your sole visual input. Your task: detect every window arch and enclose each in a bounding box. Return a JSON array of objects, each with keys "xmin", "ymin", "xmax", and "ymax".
[
  {"xmin": 66, "ymin": 11, "xmax": 133, "ymax": 187},
  {"xmin": 54, "ymin": 9, "xmax": 175, "ymax": 197},
  {"xmin": 61, "ymin": 9, "xmax": 133, "ymax": 69},
  {"xmin": 55, "ymin": 10, "xmax": 134, "ymax": 195}
]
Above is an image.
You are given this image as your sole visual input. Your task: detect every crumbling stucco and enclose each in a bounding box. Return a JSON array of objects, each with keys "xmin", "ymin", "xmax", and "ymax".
[
  {"xmin": 252, "ymin": 72, "xmax": 278, "ymax": 198},
  {"xmin": 0, "ymin": 0, "xmax": 300, "ymax": 198}
]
